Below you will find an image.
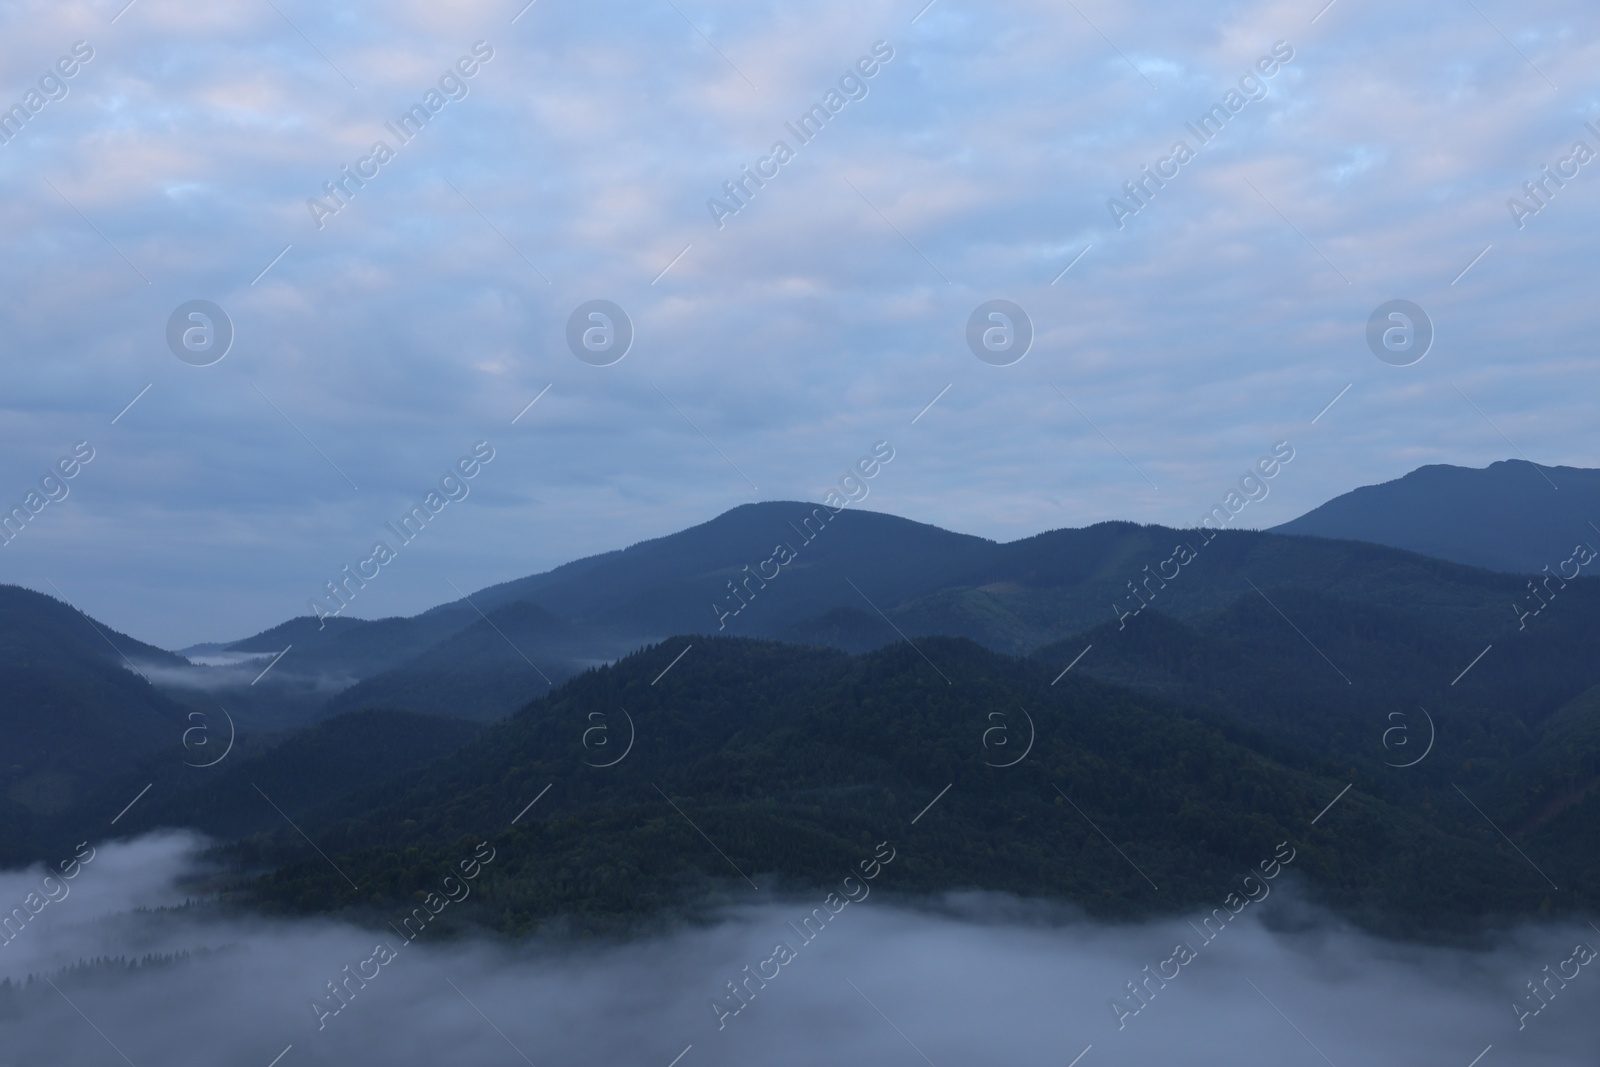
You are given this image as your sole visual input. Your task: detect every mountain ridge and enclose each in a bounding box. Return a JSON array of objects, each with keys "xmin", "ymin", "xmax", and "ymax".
[{"xmin": 1274, "ymin": 458, "xmax": 1599, "ymax": 573}]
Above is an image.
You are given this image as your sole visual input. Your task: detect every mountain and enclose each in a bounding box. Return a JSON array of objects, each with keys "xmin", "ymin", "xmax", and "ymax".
[
  {"xmin": 0, "ymin": 584, "xmax": 192, "ymax": 856},
  {"xmin": 93, "ymin": 708, "xmax": 485, "ymax": 843},
  {"xmin": 1273, "ymin": 459, "xmax": 1600, "ymax": 573},
  {"xmin": 234, "ymin": 636, "xmax": 1582, "ymax": 937},
  {"xmin": 1032, "ymin": 572, "xmax": 1600, "ymax": 795},
  {"xmin": 461, "ymin": 501, "xmax": 998, "ymax": 635},
  {"xmin": 148, "ymin": 493, "xmax": 1596, "ymax": 725},
  {"xmin": 141, "ymin": 501, "xmax": 1012, "ymax": 726},
  {"xmin": 156, "ymin": 609, "xmax": 490, "ymax": 731},
  {"xmin": 317, "ymin": 601, "xmax": 622, "ymax": 720}
]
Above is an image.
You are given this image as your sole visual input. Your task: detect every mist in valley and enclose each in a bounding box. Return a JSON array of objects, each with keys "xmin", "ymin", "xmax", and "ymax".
[{"xmin": 2, "ymin": 835, "xmax": 1592, "ymax": 1067}]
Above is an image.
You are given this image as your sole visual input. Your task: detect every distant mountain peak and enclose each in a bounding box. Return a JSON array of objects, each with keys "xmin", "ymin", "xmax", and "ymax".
[{"xmin": 1274, "ymin": 458, "xmax": 1599, "ymax": 573}]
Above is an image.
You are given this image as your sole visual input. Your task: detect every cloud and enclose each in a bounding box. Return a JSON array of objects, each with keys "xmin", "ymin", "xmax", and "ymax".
[
  {"xmin": 0, "ymin": 0, "xmax": 1595, "ymax": 646},
  {"xmin": 1, "ymin": 834, "xmax": 1595, "ymax": 1065}
]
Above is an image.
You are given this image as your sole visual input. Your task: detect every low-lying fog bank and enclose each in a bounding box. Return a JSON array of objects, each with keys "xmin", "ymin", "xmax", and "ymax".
[{"xmin": 1, "ymin": 835, "xmax": 1592, "ymax": 1066}]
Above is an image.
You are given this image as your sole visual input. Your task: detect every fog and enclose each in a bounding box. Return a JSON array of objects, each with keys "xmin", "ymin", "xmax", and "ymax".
[
  {"xmin": 132, "ymin": 657, "xmax": 358, "ymax": 695},
  {"xmin": 1, "ymin": 835, "xmax": 1593, "ymax": 1066},
  {"xmin": 177, "ymin": 650, "xmax": 277, "ymax": 670}
]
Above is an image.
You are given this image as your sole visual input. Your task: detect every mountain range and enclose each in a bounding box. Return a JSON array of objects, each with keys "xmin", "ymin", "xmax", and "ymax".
[
  {"xmin": 117, "ymin": 458, "xmax": 1596, "ymax": 733},
  {"xmin": 3, "ymin": 458, "xmax": 1597, "ymax": 935}
]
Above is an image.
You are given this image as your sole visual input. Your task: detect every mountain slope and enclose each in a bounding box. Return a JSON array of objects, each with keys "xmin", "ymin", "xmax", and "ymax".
[
  {"xmin": 237, "ymin": 637, "xmax": 1576, "ymax": 936},
  {"xmin": 0, "ymin": 585, "xmax": 191, "ymax": 841},
  {"xmin": 318, "ymin": 601, "xmax": 622, "ymax": 720},
  {"xmin": 97, "ymin": 708, "xmax": 485, "ymax": 842},
  {"xmin": 1273, "ymin": 459, "xmax": 1600, "ymax": 573},
  {"xmin": 1030, "ymin": 570, "xmax": 1600, "ymax": 788}
]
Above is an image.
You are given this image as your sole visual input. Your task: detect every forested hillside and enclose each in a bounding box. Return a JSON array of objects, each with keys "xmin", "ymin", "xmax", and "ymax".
[{"xmin": 234, "ymin": 637, "xmax": 1580, "ymax": 938}]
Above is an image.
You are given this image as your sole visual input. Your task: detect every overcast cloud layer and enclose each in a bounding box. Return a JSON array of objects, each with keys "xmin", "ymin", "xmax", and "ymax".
[
  {"xmin": 2, "ymin": 835, "xmax": 1595, "ymax": 1066},
  {"xmin": 0, "ymin": 0, "xmax": 1595, "ymax": 646}
]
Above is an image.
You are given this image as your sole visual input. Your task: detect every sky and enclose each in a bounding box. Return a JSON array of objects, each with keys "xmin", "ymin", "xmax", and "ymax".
[
  {"xmin": 0, "ymin": 0, "xmax": 1596, "ymax": 647},
  {"xmin": 2, "ymin": 833, "xmax": 1596, "ymax": 1066}
]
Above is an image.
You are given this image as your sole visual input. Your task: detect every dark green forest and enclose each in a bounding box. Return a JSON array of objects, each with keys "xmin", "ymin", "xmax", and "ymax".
[{"xmin": 232, "ymin": 634, "xmax": 1584, "ymax": 939}]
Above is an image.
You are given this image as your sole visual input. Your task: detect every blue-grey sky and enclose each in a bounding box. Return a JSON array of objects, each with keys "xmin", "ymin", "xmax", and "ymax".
[{"xmin": 0, "ymin": 0, "xmax": 1595, "ymax": 647}]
